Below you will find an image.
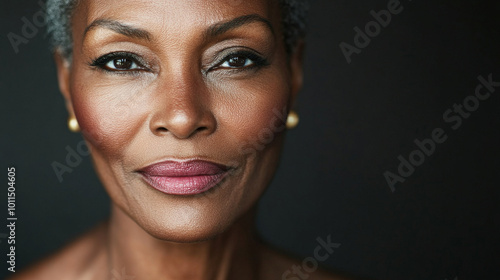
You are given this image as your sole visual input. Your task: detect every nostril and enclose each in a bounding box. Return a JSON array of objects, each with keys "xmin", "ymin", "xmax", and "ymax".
[{"xmin": 150, "ymin": 112, "xmax": 216, "ymax": 138}]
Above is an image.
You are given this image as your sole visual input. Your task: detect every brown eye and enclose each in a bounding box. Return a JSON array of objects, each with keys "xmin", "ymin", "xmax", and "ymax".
[
  {"xmin": 90, "ymin": 52, "xmax": 146, "ymax": 72},
  {"xmin": 113, "ymin": 58, "xmax": 133, "ymax": 69},
  {"xmin": 91, "ymin": 52, "xmax": 148, "ymax": 73},
  {"xmin": 206, "ymin": 50, "xmax": 268, "ymax": 72},
  {"xmin": 220, "ymin": 54, "xmax": 254, "ymax": 68},
  {"xmin": 227, "ymin": 56, "xmax": 249, "ymax": 67},
  {"xmin": 105, "ymin": 58, "xmax": 138, "ymax": 71}
]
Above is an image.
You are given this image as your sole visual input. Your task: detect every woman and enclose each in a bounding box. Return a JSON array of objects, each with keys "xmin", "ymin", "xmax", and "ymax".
[{"xmin": 12, "ymin": 0, "xmax": 349, "ymax": 279}]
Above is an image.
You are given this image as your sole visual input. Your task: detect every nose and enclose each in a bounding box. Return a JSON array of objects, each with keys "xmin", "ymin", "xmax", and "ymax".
[{"xmin": 149, "ymin": 72, "xmax": 216, "ymax": 139}]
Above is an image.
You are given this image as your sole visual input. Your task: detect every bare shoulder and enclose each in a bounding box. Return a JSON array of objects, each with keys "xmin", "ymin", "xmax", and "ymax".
[
  {"xmin": 258, "ymin": 244, "xmax": 364, "ymax": 280},
  {"xmin": 8, "ymin": 223, "xmax": 107, "ymax": 280}
]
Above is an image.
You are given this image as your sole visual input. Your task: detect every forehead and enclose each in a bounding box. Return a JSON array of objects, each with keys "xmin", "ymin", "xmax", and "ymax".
[{"xmin": 72, "ymin": 0, "xmax": 281, "ymax": 37}]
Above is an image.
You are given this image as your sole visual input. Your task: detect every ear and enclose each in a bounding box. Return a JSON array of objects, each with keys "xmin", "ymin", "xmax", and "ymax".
[
  {"xmin": 54, "ymin": 50, "xmax": 74, "ymax": 117},
  {"xmin": 289, "ymin": 40, "xmax": 305, "ymax": 108}
]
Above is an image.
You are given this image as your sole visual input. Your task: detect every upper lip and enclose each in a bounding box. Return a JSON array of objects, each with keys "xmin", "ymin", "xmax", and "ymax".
[{"xmin": 138, "ymin": 159, "xmax": 230, "ymax": 177}]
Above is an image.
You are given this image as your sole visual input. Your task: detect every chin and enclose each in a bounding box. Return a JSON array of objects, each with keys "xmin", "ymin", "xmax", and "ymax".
[
  {"xmin": 114, "ymin": 191, "xmax": 247, "ymax": 243},
  {"xmin": 147, "ymin": 225, "xmax": 227, "ymax": 244},
  {"xmin": 136, "ymin": 210, "xmax": 237, "ymax": 243}
]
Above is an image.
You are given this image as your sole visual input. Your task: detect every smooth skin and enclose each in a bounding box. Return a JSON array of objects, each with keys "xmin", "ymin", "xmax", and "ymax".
[{"xmin": 11, "ymin": 0, "xmax": 351, "ymax": 279}]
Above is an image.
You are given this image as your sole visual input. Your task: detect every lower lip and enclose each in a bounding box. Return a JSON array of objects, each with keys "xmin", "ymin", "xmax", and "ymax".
[{"xmin": 140, "ymin": 172, "xmax": 228, "ymax": 195}]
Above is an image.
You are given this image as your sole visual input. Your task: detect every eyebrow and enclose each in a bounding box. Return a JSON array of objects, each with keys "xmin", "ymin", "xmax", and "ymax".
[
  {"xmin": 83, "ymin": 19, "xmax": 152, "ymax": 40},
  {"xmin": 204, "ymin": 14, "xmax": 275, "ymax": 38},
  {"xmin": 83, "ymin": 14, "xmax": 274, "ymax": 42}
]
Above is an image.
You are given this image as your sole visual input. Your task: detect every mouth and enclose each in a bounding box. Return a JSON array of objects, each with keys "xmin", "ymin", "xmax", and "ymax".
[{"xmin": 137, "ymin": 159, "xmax": 232, "ymax": 196}]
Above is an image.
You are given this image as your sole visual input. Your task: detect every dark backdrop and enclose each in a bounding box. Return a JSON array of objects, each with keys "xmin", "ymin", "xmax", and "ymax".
[{"xmin": 1, "ymin": 0, "xmax": 499, "ymax": 279}]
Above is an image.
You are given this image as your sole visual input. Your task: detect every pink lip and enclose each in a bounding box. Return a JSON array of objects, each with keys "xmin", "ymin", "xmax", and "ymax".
[{"xmin": 138, "ymin": 160, "xmax": 230, "ymax": 195}]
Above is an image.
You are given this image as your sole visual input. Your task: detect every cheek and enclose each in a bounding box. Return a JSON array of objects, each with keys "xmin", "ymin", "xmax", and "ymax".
[
  {"xmin": 71, "ymin": 73, "xmax": 152, "ymax": 158},
  {"xmin": 215, "ymin": 69, "xmax": 291, "ymax": 154}
]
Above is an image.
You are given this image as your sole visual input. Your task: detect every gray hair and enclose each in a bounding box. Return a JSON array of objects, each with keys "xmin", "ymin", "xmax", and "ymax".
[{"xmin": 46, "ymin": 0, "xmax": 309, "ymax": 59}]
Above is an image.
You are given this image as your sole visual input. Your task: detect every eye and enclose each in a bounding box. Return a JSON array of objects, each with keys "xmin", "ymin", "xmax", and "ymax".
[
  {"xmin": 105, "ymin": 58, "xmax": 139, "ymax": 71},
  {"xmin": 90, "ymin": 52, "xmax": 148, "ymax": 73},
  {"xmin": 220, "ymin": 54, "xmax": 255, "ymax": 68},
  {"xmin": 210, "ymin": 50, "xmax": 269, "ymax": 72}
]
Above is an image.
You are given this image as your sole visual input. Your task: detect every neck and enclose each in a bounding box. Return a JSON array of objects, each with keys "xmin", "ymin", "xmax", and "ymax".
[{"xmin": 105, "ymin": 204, "xmax": 261, "ymax": 280}]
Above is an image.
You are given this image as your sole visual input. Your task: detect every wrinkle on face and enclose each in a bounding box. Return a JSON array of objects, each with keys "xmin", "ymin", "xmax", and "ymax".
[{"xmin": 67, "ymin": 0, "xmax": 295, "ymax": 242}]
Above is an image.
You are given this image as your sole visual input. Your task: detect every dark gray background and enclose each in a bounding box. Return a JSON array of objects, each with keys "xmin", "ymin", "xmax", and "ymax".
[{"xmin": 1, "ymin": 0, "xmax": 499, "ymax": 279}]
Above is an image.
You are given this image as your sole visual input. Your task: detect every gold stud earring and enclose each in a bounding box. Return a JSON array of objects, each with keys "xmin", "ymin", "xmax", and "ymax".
[
  {"xmin": 68, "ymin": 116, "xmax": 80, "ymax": 132},
  {"xmin": 286, "ymin": 110, "xmax": 299, "ymax": 130}
]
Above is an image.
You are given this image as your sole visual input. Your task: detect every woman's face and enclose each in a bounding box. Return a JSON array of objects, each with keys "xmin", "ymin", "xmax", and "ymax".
[{"xmin": 56, "ymin": 0, "xmax": 302, "ymax": 242}]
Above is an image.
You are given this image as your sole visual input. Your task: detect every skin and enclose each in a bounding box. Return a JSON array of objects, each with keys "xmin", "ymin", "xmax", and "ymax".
[{"xmin": 10, "ymin": 0, "xmax": 354, "ymax": 279}]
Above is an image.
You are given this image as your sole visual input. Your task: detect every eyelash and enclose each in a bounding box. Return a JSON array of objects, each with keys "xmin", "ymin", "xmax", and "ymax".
[
  {"xmin": 89, "ymin": 50, "xmax": 269, "ymax": 75},
  {"xmin": 90, "ymin": 52, "xmax": 148, "ymax": 74},
  {"xmin": 208, "ymin": 50, "xmax": 270, "ymax": 72}
]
